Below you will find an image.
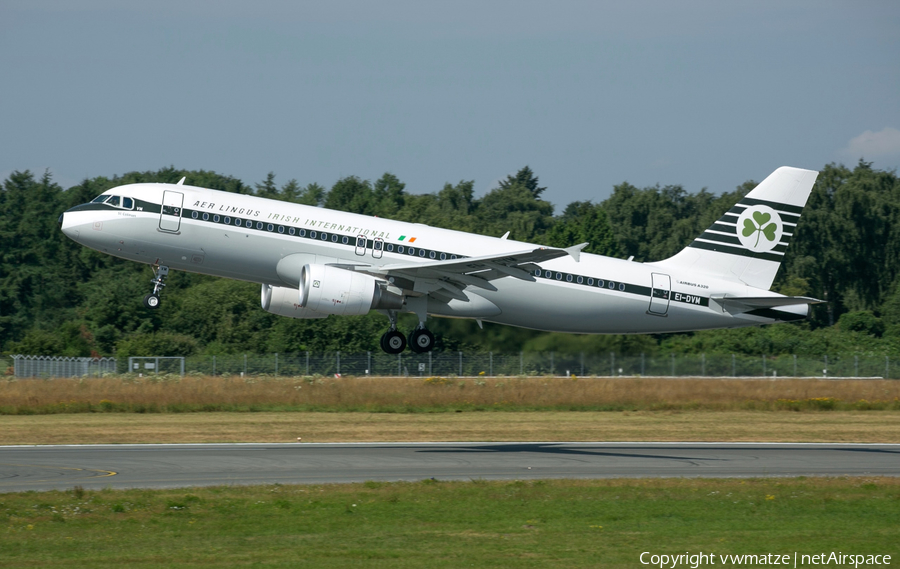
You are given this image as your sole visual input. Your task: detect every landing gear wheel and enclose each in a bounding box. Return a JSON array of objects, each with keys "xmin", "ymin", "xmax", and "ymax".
[
  {"xmin": 144, "ymin": 265, "xmax": 169, "ymax": 309},
  {"xmin": 409, "ymin": 328, "xmax": 435, "ymax": 353},
  {"xmin": 381, "ymin": 330, "xmax": 407, "ymax": 354}
]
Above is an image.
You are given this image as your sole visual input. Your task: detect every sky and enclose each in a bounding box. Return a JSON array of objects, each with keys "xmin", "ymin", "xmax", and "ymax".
[{"xmin": 2, "ymin": 1, "xmax": 899, "ymax": 208}]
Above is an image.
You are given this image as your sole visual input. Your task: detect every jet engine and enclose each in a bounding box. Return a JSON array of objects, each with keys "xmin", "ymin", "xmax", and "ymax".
[
  {"xmin": 299, "ymin": 263, "xmax": 402, "ymax": 316},
  {"xmin": 260, "ymin": 284, "xmax": 328, "ymax": 319}
]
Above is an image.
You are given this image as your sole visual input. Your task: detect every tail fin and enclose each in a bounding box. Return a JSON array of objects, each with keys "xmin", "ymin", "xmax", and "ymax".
[{"xmin": 653, "ymin": 166, "xmax": 819, "ymax": 290}]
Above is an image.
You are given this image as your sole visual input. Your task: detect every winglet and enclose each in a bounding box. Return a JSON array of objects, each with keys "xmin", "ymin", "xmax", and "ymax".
[
  {"xmin": 176, "ymin": 177, "xmax": 186, "ymax": 186},
  {"xmin": 564, "ymin": 242, "xmax": 589, "ymax": 262}
]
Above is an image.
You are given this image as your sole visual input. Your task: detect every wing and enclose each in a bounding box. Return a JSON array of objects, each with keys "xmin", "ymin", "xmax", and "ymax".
[{"xmin": 345, "ymin": 243, "xmax": 588, "ymax": 303}]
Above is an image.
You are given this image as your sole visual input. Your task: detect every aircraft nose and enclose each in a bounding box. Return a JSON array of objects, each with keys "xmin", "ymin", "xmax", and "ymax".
[{"xmin": 59, "ymin": 209, "xmax": 80, "ymax": 239}]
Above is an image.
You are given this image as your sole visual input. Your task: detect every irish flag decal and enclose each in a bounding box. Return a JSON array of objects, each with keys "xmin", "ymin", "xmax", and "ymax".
[{"xmin": 398, "ymin": 235, "xmax": 417, "ymax": 243}]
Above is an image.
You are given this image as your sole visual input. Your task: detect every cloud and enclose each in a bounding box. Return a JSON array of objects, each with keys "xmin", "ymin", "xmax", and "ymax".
[{"xmin": 840, "ymin": 127, "xmax": 900, "ymax": 161}]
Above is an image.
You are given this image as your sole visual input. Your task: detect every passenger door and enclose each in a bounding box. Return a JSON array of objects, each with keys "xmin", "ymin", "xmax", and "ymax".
[
  {"xmin": 648, "ymin": 272, "xmax": 671, "ymax": 315},
  {"xmin": 159, "ymin": 191, "xmax": 184, "ymax": 232}
]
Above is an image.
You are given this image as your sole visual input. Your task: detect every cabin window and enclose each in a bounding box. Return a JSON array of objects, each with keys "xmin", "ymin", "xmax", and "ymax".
[
  {"xmin": 619, "ymin": 283, "xmax": 626, "ymax": 291},
  {"xmin": 203, "ymin": 213, "xmax": 210, "ymax": 221},
  {"xmin": 309, "ymin": 231, "xmax": 316, "ymax": 239},
  {"xmin": 566, "ymin": 274, "xmax": 573, "ymax": 283},
  {"xmin": 299, "ymin": 229, "xmax": 306, "ymax": 237},
  {"xmin": 246, "ymin": 220, "xmax": 253, "ymax": 228},
  {"xmin": 397, "ymin": 245, "xmax": 404, "ymax": 254},
  {"xmin": 214, "ymin": 215, "xmax": 220, "ymax": 223},
  {"xmin": 256, "ymin": 221, "xmax": 264, "ymax": 230},
  {"xmin": 234, "ymin": 218, "xmax": 242, "ymax": 226},
  {"xmin": 278, "ymin": 226, "xmax": 284, "ymax": 234},
  {"xmin": 331, "ymin": 234, "xmax": 339, "ymax": 243},
  {"xmin": 288, "ymin": 227, "xmax": 295, "ymax": 235},
  {"xmin": 587, "ymin": 278, "xmax": 594, "ymax": 286},
  {"xmin": 608, "ymin": 281, "xmax": 615, "ymax": 289},
  {"xmin": 544, "ymin": 270, "xmax": 552, "ymax": 278},
  {"xmin": 267, "ymin": 223, "xmax": 274, "ymax": 231},
  {"xmin": 429, "ymin": 251, "xmax": 436, "ymax": 259},
  {"xmin": 577, "ymin": 276, "xmax": 583, "ymax": 284},
  {"xmin": 321, "ymin": 232, "xmax": 329, "ymax": 241},
  {"xmin": 419, "ymin": 249, "xmax": 426, "ymax": 257},
  {"xmin": 408, "ymin": 248, "xmax": 416, "ymax": 255},
  {"xmin": 224, "ymin": 217, "xmax": 231, "ymax": 224},
  {"xmin": 450, "ymin": 255, "xmax": 457, "ymax": 259},
  {"xmin": 597, "ymin": 280, "xmax": 604, "ymax": 288},
  {"xmin": 440, "ymin": 253, "xmax": 447, "ymax": 261},
  {"xmin": 555, "ymin": 273, "xmax": 562, "ymax": 281},
  {"xmin": 191, "ymin": 211, "xmax": 199, "ymax": 219},
  {"xmin": 534, "ymin": 269, "xmax": 541, "ymax": 277}
]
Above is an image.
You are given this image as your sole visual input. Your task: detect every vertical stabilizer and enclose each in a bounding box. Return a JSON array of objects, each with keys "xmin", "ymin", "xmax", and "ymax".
[{"xmin": 651, "ymin": 166, "xmax": 818, "ymax": 290}]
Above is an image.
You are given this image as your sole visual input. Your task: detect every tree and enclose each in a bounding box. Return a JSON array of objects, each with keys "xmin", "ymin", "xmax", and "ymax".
[
  {"xmin": 474, "ymin": 183, "xmax": 554, "ymax": 241},
  {"xmin": 372, "ymin": 173, "xmax": 406, "ymax": 218},
  {"xmin": 545, "ymin": 201, "xmax": 620, "ymax": 257},
  {"xmin": 255, "ymin": 172, "xmax": 280, "ymax": 199},
  {"xmin": 498, "ymin": 166, "xmax": 546, "ymax": 198},
  {"xmin": 324, "ymin": 176, "xmax": 375, "ymax": 215}
]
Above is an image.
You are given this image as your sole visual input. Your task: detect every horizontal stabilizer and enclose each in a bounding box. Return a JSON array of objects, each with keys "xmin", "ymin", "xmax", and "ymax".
[{"xmin": 710, "ymin": 294, "xmax": 824, "ymax": 314}]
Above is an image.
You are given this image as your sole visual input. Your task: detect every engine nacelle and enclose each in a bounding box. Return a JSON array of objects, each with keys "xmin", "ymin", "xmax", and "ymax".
[
  {"xmin": 260, "ymin": 284, "xmax": 328, "ymax": 319},
  {"xmin": 299, "ymin": 263, "xmax": 401, "ymax": 316}
]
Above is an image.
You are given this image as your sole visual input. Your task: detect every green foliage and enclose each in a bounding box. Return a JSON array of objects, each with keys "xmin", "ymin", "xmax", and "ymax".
[
  {"xmin": 602, "ymin": 182, "xmax": 745, "ymax": 262},
  {"xmin": 3, "ymin": 163, "xmax": 900, "ymax": 358},
  {"xmin": 116, "ymin": 331, "xmax": 200, "ymax": 359},
  {"xmin": 838, "ymin": 311, "xmax": 885, "ymax": 337},
  {"xmin": 545, "ymin": 201, "xmax": 620, "ymax": 256},
  {"xmin": 498, "ymin": 165, "xmax": 546, "ymax": 198},
  {"xmin": 474, "ymin": 181, "xmax": 554, "ymax": 240}
]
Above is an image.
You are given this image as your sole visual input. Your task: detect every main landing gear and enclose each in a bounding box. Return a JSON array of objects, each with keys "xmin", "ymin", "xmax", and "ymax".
[
  {"xmin": 142, "ymin": 265, "xmax": 169, "ymax": 309},
  {"xmin": 379, "ymin": 310, "xmax": 436, "ymax": 354}
]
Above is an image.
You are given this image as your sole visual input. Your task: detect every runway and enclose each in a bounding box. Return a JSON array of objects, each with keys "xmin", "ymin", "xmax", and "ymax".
[{"xmin": 1, "ymin": 442, "xmax": 898, "ymax": 492}]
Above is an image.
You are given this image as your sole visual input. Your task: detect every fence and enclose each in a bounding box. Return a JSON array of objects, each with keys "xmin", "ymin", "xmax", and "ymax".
[
  {"xmin": 11, "ymin": 356, "xmax": 118, "ymax": 378},
  {"xmin": 8, "ymin": 353, "xmax": 897, "ymax": 379}
]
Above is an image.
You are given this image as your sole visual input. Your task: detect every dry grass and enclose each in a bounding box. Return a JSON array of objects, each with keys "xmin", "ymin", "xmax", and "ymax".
[
  {"xmin": 2, "ymin": 410, "xmax": 899, "ymax": 445},
  {"xmin": 2, "ymin": 375, "xmax": 899, "ymax": 414}
]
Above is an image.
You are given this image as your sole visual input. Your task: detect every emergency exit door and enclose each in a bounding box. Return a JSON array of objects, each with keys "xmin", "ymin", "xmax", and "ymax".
[{"xmin": 159, "ymin": 191, "xmax": 184, "ymax": 232}]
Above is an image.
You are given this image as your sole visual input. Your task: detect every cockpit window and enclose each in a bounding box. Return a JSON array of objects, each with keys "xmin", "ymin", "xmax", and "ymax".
[
  {"xmin": 107, "ymin": 196, "xmax": 120, "ymax": 207},
  {"xmin": 122, "ymin": 197, "xmax": 133, "ymax": 209},
  {"xmin": 91, "ymin": 195, "xmax": 109, "ymax": 203}
]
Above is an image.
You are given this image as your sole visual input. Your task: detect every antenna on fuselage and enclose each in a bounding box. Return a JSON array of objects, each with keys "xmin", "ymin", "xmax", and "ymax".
[{"xmin": 176, "ymin": 177, "xmax": 186, "ymax": 185}]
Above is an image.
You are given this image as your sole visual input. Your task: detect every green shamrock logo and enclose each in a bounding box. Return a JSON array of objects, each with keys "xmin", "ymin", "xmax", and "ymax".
[{"xmin": 742, "ymin": 211, "xmax": 778, "ymax": 247}]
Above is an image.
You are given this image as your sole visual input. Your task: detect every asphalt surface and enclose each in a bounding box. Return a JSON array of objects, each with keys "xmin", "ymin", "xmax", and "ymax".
[{"xmin": 1, "ymin": 442, "xmax": 898, "ymax": 492}]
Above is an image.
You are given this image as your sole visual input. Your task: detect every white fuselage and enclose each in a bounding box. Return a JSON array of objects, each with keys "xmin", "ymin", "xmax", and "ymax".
[{"xmin": 61, "ymin": 182, "xmax": 803, "ymax": 334}]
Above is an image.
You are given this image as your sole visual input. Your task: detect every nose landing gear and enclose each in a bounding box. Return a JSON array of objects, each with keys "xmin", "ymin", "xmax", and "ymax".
[{"xmin": 143, "ymin": 265, "xmax": 169, "ymax": 309}]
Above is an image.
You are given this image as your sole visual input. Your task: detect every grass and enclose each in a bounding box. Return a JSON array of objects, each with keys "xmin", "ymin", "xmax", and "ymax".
[
  {"xmin": 2, "ymin": 375, "xmax": 900, "ymax": 414},
  {"xmin": 1, "ymin": 477, "xmax": 897, "ymax": 568},
  {"xmin": 2, "ymin": 410, "xmax": 900, "ymax": 445}
]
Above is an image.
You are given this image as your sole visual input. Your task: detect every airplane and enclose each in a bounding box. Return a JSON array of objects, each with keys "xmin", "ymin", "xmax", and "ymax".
[{"xmin": 59, "ymin": 166, "xmax": 822, "ymax": 354}]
